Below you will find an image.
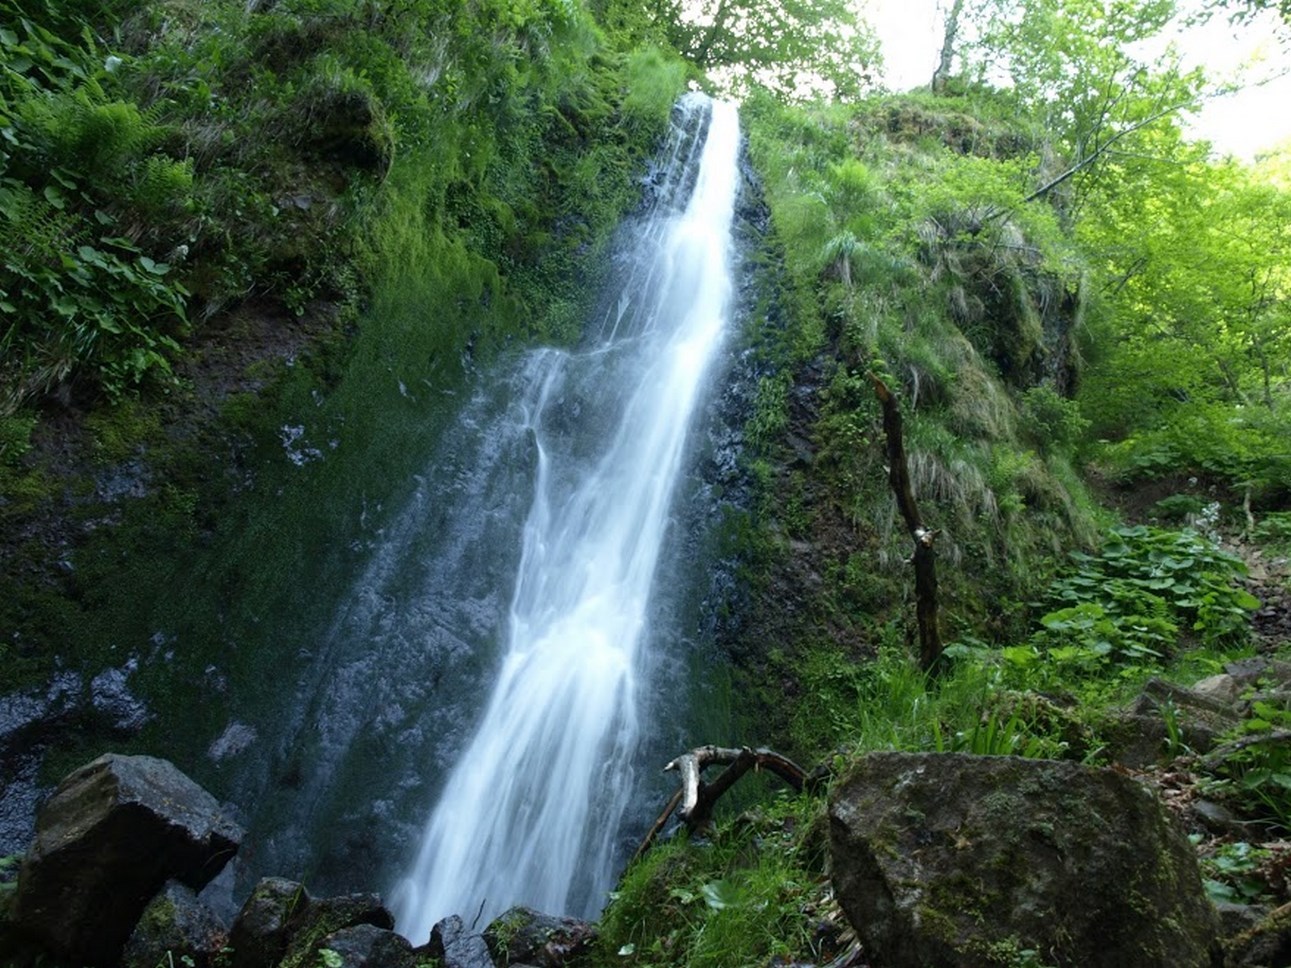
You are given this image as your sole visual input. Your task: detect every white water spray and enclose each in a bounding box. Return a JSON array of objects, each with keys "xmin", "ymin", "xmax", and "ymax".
[{"xmin": 393, "ymin": 95, "xmax": 741, "ymax": 943}]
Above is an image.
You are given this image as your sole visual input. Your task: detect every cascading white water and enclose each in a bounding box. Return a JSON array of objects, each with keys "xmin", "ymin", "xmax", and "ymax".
[{"xmin": 392, "ymin": 95, "xmax": 742, "ymax": 942}]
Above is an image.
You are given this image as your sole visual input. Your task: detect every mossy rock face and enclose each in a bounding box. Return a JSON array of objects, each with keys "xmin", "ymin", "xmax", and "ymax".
[{"xmin": 829, "ymin": 752, "xmax": 1222, "ymax": 968}]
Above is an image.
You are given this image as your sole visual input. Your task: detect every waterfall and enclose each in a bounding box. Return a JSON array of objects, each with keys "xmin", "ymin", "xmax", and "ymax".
[{"xmin": 392, "ymin": 94, "xmax": 742, "ymax": 942}]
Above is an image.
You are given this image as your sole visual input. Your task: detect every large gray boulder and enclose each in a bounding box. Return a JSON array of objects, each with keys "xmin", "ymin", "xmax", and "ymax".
[
  {"xmin": 12, "ymin": 753, "xmax": 242, "ymax": 966},
  {"xmin": 829, "ymin": 752, "xmax": 1222, "ymax": 968}
]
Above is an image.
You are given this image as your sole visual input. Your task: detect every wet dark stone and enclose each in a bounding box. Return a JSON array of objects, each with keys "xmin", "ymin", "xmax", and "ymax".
[
  {"xmin": 312, "ymin": 924, "xmax": 416, "ymax": 968},
  {"xmin": 229, "ymin": 878, "xmax": 309, "ymax": 968},
  {"xmin": 429, "ymin": 915, "xmax": 496, "ymax": 968},
  {"xmin": 121, "ymin": 880, "xmax": 229, "ymax": 968},
  {"xmin": 483, "ymin": 907, "xmax": 596, "ymax": 968}
]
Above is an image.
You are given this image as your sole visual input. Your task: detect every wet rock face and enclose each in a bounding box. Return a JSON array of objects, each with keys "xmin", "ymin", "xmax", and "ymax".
[
  {"xmin": 829, "ymin": 752, "xmax": 1223, "ymax": 968},
  {"xmin": 12, "ymin": 753, "xmax": 243, "ymax": 966}
]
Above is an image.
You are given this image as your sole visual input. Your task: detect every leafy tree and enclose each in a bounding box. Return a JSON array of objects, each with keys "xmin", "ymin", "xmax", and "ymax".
[
  {"xmin": 617, "ymin": 0, "xmax": 880, "ymax": 99},
  {"xmin": 1077, "ymin": 131, "xmax": 1291, "ymax": 498},
  {"xmin": 954, "ymin": 0, "xmax": 1205, "ymax": 211}
]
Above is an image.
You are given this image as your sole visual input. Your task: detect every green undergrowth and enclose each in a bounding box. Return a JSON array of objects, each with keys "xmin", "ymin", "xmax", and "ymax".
[
  {"xmin": 724, "ymin": 88, "xmax": 1110, "ymax": 758},
  {"xmin": 594, "ymin": 794, "xmax": 833, "ymax": 968},
  {"xmin": 599, "ymin": 521, "xmax": 1277, "ymax": 968}
]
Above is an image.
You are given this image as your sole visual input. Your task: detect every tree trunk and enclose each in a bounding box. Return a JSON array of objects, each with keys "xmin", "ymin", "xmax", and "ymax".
[
  {"xmin": 871, "ymin": 374, "xmax": 944, "ymax": 673},
  {"xmin": 931, "ymin": 0, "xmax": 965, "ymax": 94}
]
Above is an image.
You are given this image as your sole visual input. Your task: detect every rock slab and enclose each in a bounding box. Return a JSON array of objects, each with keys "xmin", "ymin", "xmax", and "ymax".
[
  {"xmin": 829, "ymin": 752, "xmax": 1222, "ymax": 968},
  {"xmin": 12, "ymin": 753, "xmax": 243, "ymax": 966}
]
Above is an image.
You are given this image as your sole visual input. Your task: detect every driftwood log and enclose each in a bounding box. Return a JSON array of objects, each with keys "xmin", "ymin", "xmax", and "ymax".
[
  {"xmin": 633, "ymin": 746, "xmax": 807, "ymax": 861},
  {"xmin": 871, "ymin": 374, "xmax": 944, "ymax": 673}
]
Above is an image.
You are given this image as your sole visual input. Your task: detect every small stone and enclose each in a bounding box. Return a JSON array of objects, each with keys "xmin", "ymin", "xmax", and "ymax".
[{"xmin": 1190, "ymin": 674, "xmax": 1242, "ymax": 706}]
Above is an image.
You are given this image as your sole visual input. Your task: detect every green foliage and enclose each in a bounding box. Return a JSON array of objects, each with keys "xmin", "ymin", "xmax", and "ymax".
[
  {"xmin": 1205, "ymin": 698, "xmax": 1291, "ymax": 833},
  {"xmin": 612, "ymin": 0, "xmax": 879, "ymax": 100},
  {"xmin": 1019, "ymin": 386, "xmax": 1088, "ymax": 455},
  {"xmin": 595, "ymin": 796, "xmax": 827, "ymax": 968},
  {"xmin": 1043, "ymin": 526, "xmax": 1257, "ymax": 648},
  {"xmin": 0, "ymin": 13, "xmax": 190, "ymax": 408},
  {"xmin": 1199, "ymin": 841, "xmax": 1278, "ymax": 905}
]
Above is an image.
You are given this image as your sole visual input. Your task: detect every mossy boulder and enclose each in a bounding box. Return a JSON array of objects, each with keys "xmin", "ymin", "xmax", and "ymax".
[
  {"xmin": 483, "ymin": 907, "xmax": 596, "ymax": 967},
  {"xmin": 310, "ymin": 923, "xmax": 417, "ymax": 968},
  {"xmin": 829, "ymin": 752, "xmax": 1222, "ymax": 967}
]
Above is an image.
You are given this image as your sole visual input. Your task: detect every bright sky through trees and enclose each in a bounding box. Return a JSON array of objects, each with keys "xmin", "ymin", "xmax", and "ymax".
[{"xmin": 865, "ymin": 0, "xmax": 1291, "ymax": 159}]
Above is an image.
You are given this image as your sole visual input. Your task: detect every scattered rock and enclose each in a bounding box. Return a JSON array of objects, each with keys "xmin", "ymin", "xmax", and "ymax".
[
  {"xmin": 1213, "ymin": 900, "xmax": 1267, "ymax": 940},
  {"xmin": 228, "ymin": 878, "xmax": 397, "ymax": 968},
  {"xmin": 12, "ymin": 753, "xmax": 243, "ymax": 966},
  {"xmin": 229, "ymin": 878, "xmax": 310, "ymax": 968},
  {"xmin": 313, "ymin": 924, "xmax": 416, "ymax": 968},
  {"xmin": 429, "ymin": 915, "xmax": 496, "ymax": 968},
  {"xmin": 1191, "ymin": 799, "xmax": 1247, "ymax": 837},
  {"xmin": 121, "ymin": 880, "xmax": 229, "ymax": 968},
  {"xmin": 829, "ymin": 752, "xmax": 1223, "ymax": 968},
  {"xmin": 483, "ymin": 907, "xmax": 596, "ymax": 968},
  {"xmin": 1191, "ymin": 673, "xmax": 1244, "ymax": 706},
  {"xmin": 1226, "ymin": 902, "xmax": 1291, "ymax": 968},
  {"xmin": 90, "ymin": 660, "xmax": 151, "ymax": 733},
  {"xmin": 0, "ymin": 672, "xmax": 83, "ymax": 855},
  {"xmin": 208, "ymin": 721, "xmax": 258, "ymax": 762}
]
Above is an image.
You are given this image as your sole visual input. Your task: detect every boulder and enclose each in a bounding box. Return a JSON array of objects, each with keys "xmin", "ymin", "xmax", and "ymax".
[
  {"xmin": 312, "ymin": 924, "xmax": 417, "ymax": 968},
  {"xmin": 483, "ymin": 907, "xmax": 596, "ymax": 968},
  {"xmin": 121, "ymin": 880, "xmax": 229, "ymax": 968},
  {"xmin": 11, "ymin": 753, "xmax": 242, "ymax": 966},
  {"xmin": 429, "ymin": 915, "xmax": 496, "ymax": 968},
  {"xmin": 829, "ymin": 752, "xmax": 1223, "ymax": 968},
  {"xmin": 1103, "ymin": 677, "xmax": 1242, "ymax": 766}
]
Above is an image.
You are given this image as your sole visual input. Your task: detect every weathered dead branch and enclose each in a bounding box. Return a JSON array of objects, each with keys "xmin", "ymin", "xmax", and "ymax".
[{"xmin": 632, "ymin": 745, "xmax": 807, "ymax": 861}]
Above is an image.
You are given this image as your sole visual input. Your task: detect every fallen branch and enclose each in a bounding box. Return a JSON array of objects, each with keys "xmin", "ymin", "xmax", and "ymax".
[
  {"xmin": 1197, "ymin": 730, "xmax": 1291, "ymax": 771},
  {"xmin": 633, "ymin": 746, "xmax": 807, "ymax": 860}
]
